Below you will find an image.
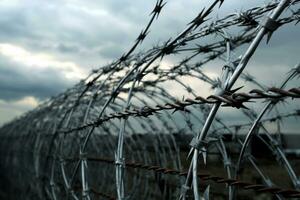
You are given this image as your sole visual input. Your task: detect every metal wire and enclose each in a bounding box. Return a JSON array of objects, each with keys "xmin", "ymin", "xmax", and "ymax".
[{"xmin": 0, "ymin": 0, "xmax": 299, "ymax": 199}]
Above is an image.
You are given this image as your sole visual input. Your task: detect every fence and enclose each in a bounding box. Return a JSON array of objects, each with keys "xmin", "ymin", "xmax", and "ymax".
[{"xmin": 0, "ymin": 0, "xmax": 300, "ymax": 199}]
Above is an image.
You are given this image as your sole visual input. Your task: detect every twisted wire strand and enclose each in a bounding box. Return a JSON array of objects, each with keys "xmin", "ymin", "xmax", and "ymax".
[
  {"xmin": 60, "ymin": 87, "xmax": 300, "ymax": 134},
  {"xmin": 64, "ymin": 156, "xmax": 300, "ymax": 198}
]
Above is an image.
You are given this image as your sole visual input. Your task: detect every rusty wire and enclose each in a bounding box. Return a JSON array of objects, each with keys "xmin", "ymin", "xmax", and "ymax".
[
  {"xmin": 65, "ymin": 156, "xmax": 300, "ymax": 198},
  {"xmin": 59, "ymin": 87, "xmax": 300, "ymax": 134}
]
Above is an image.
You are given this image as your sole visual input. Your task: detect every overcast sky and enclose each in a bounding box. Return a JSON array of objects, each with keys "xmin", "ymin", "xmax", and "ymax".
[{"xmin": 0, "ymin": 0, "xmax": 299, "ymax": 129}]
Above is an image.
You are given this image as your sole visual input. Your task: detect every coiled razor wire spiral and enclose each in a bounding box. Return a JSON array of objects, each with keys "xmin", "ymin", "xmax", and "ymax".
[{"xmin": 0, "ymin": 0, "xmax": 300, "ymax": 199}]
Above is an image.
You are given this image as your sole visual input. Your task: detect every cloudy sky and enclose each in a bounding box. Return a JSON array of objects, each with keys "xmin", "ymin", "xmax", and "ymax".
[{"xmin": 0, "ymin": 0, "xmax": 299, "ymax": 128}]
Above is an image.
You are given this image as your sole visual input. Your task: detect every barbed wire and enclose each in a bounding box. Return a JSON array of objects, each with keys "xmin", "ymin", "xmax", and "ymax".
[
  {"xmin": 63, "ymin": 156, "xmax": 300, "ymax": 198},
  {"xmin": 59, "ymin": 87, "xmax": 300, "ymax": 134},
  {"xmin": 0, "ymin": 0, "xmax": 299, "ymax": 199}
]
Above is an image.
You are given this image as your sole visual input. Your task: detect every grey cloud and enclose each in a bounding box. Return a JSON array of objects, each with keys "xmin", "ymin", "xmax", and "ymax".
[
  {"xmin": 57, "ymin": 43, "xmax": 80, "ymax": 53},
  {"xmin": 0, "ymin": 0, "xmax": 140, "ymax": 67},
  {"xmin": 0, "ymin": 55, "xmax": 75, "ymax": 101},
  {"xmin": 98, "ymin": 43, "xmax": 126, "ymax": 59}
]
